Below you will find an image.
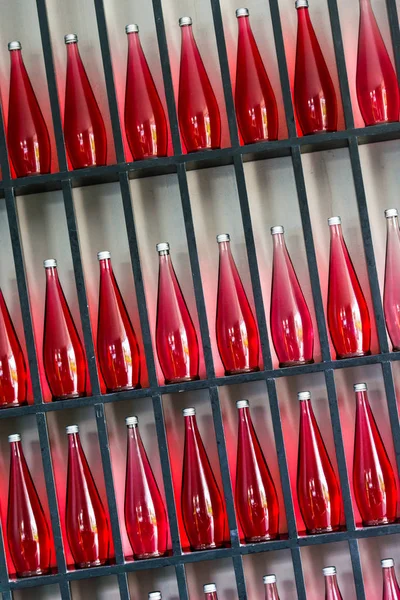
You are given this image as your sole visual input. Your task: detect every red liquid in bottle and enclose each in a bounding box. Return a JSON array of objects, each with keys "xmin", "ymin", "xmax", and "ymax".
[
  {"xmin": 384, "ymin": 209, "xmax": 400, "ymax": 351},
  {"xmin": 264, "ymin": 575, "xmax": 280, "ymax": 600},
  {"xmin": 323, "ymin": 567, "xmax": 343, "ymax": 600},
  {"xmin": 0, "ymin": 289, "xmax": 27, "ymax": 408},
  {"xmin": 382, "ymin": 559, "xmax": 400, "ymax": 600}
]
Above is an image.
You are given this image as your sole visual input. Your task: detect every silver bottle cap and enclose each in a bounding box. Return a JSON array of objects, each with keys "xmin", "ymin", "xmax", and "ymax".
[
  {"xmin": 148, "ymin": 593, "xmax": 162, "ymax": 600},
  {"xmin": 203, "ymin": 584, "xmax": 217, "ymax": 593},
  {"xmin": 385, "ymin": 208, "xmax": 398, "ymax": 218},
  {"xmin": 97, "ymin": 251, "xmax": 111, "ymax": 261},
  {"xmin": 125, "ymin": 24, "xmax": 139, "ymax": 34},
  {"xmin": 298, "ymin": 391, "xmax": 311, "ymax": 401},
  {"xmin": 353, "ymin": 382, "xmax": 367, "ymax": 392},
  {"xmin": 236, "ymin": 8, "xmax": 249, "ymax": 17},
  {"xmin": 328, "ymin": 216, "xmax": 341, "ymax": 226},
  {"xmin": 216, "ymin": 233, "xmax": 230, "ymax": 243},
  {"xmin": 8, "ymin": 41, "xmax": 21, "ymax": 51},
  {"xmin": 179, "ymin": 17, "xmax": 192, "ymax": 26},
  {"xmin": 263, "ymin": 575, "xmax": 277, "ymax": 584},
  {"xmin": 183, "ymin": 407, "xmax": 196, "ymax": 416},
  {"xmin": 295, "ymin": 0, "xmax": 309, "ymax": 7},
  {"xmin": 323, "ymin": 566, "xmax": 337, "ymax": 576},
  {"xmin": 271, "ymin": 225, "xmax": 284, "ymax": 235},
  {"xmin": 236, "ymin": 399, "xmax": 249, "ymax": 409},
  {"xmin": 156, "ymin": 242, "xmax": 170, "ymax": 253},
  {"xmin": 66, "ymin": 425, "xmax": 79, "ymax": 434},
  {"xmin": 125, "ymin": 416, "xmax": 138, "ymax": 427},
  {"xmin": 65, "ymin": 33, "xmax": 78, "ymax": 44},
  {"xmin": 382, "ymin": 558, "xmax": 395, "ymax": 568},
  {"xmin": 8, "ymin": 434, "xmax": 21, "ymax": 443},
  {"xmin": 43, "ymin": 258, "xmax": 57, "ymax": 268}
]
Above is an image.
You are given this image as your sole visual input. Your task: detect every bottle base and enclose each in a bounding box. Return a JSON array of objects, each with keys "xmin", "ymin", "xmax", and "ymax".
[
  {"xmin": 279, "ymin": 358, "xmax": 314, "ymax": 368},
  {"xmin": 243, "ymin": 136, "xmax": 278, "ymax": 145},
  {"xmin": 362, "ymin": 517, "xmax": 396, "ymax": 527},
  {"xmin": 302, "ymin": 127, "xmax": 337, "ymax": 136},
  {"xmin": 0, "ymin": 399, "xmax": 27, "ymax": 409},
  {"xmin": 164, "ymin": 375, "xmax": 200, "ymax": 385},
  {"xmin": 75, "ymin": 558, "xmax": 108, "ymax": 569},
  {"xmin": 190, "ymin": 542, "xmax": 224, "ymax": 551},
  {"xmin": 16, "ymin": 567, "xmax": 50, "ymax": 578},
  {"xmin": 52, "ymin": 392, "xmax": 86, "ymax": 401},
  {"xmin": 134, "ymin": 550, "xmax": 166, "ymax": 560},
  {"xmin": 186, "ymin": 146, "xmax": 221, "ymax": 153},
  {"xmin": 306, "ymin": 525, "xmax": 339, "ymax": 535},
  {"xmin": 224, "ymin": 366, "xmax": 260, "ymax": 376},
  {"xmin": 244, "ymin": 533, "xmax": 279, "ymax": 543},
  {"xmin": 336, "ymin": 350, "xmax": 371, "ymax": 360},
  {"xmin": 106, "ymin": 383, "xmax": 141, "ymax": 393}
]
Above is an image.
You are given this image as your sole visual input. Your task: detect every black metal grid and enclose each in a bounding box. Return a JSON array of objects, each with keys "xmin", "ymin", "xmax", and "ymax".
[{"xmin": 0, "ymin": 0, "xmax": 399, "ymax": 597}]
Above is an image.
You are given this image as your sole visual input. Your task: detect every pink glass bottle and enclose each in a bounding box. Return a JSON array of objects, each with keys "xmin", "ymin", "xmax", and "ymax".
[
  {"xmin": 264, "ymin": 575, "xmax": 280, "ymax": 600},
  {"xmin": 204, "ymin": 583, "xmax": 218, "ymax": 600},
  {"xmin": 182, "ymin": 407, "xmax": 225, "ymax": 550},
  {"xmin": 216, "ymin": 233, "xmax": 260, "ymax": 374},
  {"xmin": 64, "ymin": 34, "xmax": 107, "ymax": 169},
  {"xmin": 323, "ymin": 567, "xmax": 343, "ymax": 600},
  {"xmin": 327, "ymin": 216, "xmax": 371, "ymax": 359},
  {"xmin": 294, "ymin": 0, "xmax": 338, "ymax": 135},
  {"xmin": 7, "ymin": 434, "xmax": 51, "ymax": 577},
  {"xmin": 7, "ymin": 41, "xmax": 51, "ymax": 177},
  {"xmin": 97, "ymin": 251, "xmax": 140, "ymax": 392},
  {"xmin": 0, "ymin": 289, "xmax": 27, "ymax": 408},
  {"xmin": 270, "ymin": 225, "xmax": 314, "ymax": 367},
  {"xmin": 356, "ymin": 0, "xmax": 399, "ymax": 126},
  {"xmin": 66, "ymin": 425, "xmax": 110, "ymax": 568},
  {"xmin": 178, "ymin": 17, "xmax": 221, "ymax": 152},
  {"xmin": 384, "ymin": 208, "xmax": 400, "ymax": 351},
  {"xmin": 124, "ymin": 416, "xmax": 168, "ymax": 559},
  {"xmin": 382, "ymin": 559, "xmax": 400, "ymax": 600},
  {"xmin": 297, "ymin": 391, "xmax": 341, "ymax": 534},
  {"xmin": 235, "ymin": 8, "xmax": 278, "ymax": 144},
  {"xmin": 124, "ymin": 24, "xmax": 168, "ymax": 160},
  {"xmin": 235, "ymin": 399, "xmax": 279, "ymax": 542},
  {"xmin": 353, "ymin": 383, "xmax": 397, "ymax": 526},
  {"xmin": 43, "ymin": 259, "xmax": 86, "ymax": 400},
  {"xmin": 156, "ymin": 242, "xmax": 199, "ymax": 384}
]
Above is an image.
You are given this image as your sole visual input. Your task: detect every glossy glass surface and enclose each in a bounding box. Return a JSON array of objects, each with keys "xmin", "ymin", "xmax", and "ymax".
[
  {"xmin": 383, "ymin": 565, "xmax": 400, "ymax": 600},
  {"xmin": 294, "ymin": 6, "xmax": 337, "ymax": 135},
  {"xmin": 7, "ymin": 48, "xmax": 51, "ymax": 177},
  {"xmin": 204, "ymin": 592, "xmax": 218, "ymax": 600},
  {"xmin": 64, "ymin": 42, "xmax": 107, "ymax": 169},
  {"xmin": 178, "ymin": 23, "xmax": 221, "ymax": 152},
  {"xmin": 43, "ymin": 266, "xmax": 86, "ymax": 400},
  {"xmin": 327, "ymin": 222, "xmax": 371, "ymax": 359},
  {"xmin": 265, "ymin": 581, "xmax": 280, "ymax": 600},
  {"xmin": 356, "ymin": 0, "xmax": 399, "ymax": 126},
  {"xmin": 66, "ymin": 430, "xmax": 110, "ymax": 568},
  {"xmin": 353, "ymin": 388, "xmax": 397, "ymax": 526},
  {"xmin": 384, "ymin": 214, "xmax": 400, "ymax": 351},
  {"xmin": 0, "ymin": 290, "xmax": 27, "ymax": 408},
  {"xmin": 235, "ymin": 14, "xmax": 278, "ymax": 144},
  {"xmin": 216, "ymin": 239, "xmax": 260, "ymax": 374},
  {"xmin": 325, "ymin": 573, "xmax": 343, "ymax": 600},
  {"xmin": 97, "ymin": 257, "xmax": 140, "ymax": 391},
  {"xmin": 270, "ymin": 231, "xmax": 314, "ymax": 367},
  {"xmin": 7, "ymin": 438, "xmax": 51, "ymax": 577},
  {"xmin": 125, "ymin": 30, "xmax": 168, "ymax": 160},
  {"xmin": 181, "ymin": 412, "xmax": 225, "ymax": 550}
]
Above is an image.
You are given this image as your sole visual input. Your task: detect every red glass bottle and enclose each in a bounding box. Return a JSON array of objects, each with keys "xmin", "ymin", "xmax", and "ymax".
[
  {"xmin": 382, "ymin": 559, "xmax": 400, "ymax": 600},
  {"xmin": 353, "ymin": 383, "xmax": 397, "ymax": 526},
  {"xmin": 384, "ymin": 209, "xmax": 400, "ymax": 351},
  {"xmin": 124, "ymin": 24, "xmax": 168, "ymax": 160},
  {"xmin": 270, "ymin": 225, "xmax": 314, "ymax": 367},
  {"xmin": 356, "ymin": 0, "xmax": 399, "ymax": 126},
  {"xmin": 181, "ymin": 407, "xmax": 225, "ymax": 550},
  {"xmin": 323, "ymin": 567, "xmax": 343, "ymax": 600},
  {"xmin": 294, "ymin": 0, "xmax": 337, "ymax": 135},
  {"xmin": 216, "ymin": 233, "xmax": 260, "ymax": 374},
  {"xmin": 125, "ymin": 416, "xmax": 168, "ymax": 559},
  {"xmin": 235, "ymin": 399, "xmax": 279, "ymax": 542},
  {"xmin": 64, "ymin": 34, "xmax": 107, "ymax": 169},
  {"xmin": 97, "ymin": 251, "xmax": 140, "ymax": 392},
  {"xmin": 156, "ymin": 242, "xmax": 199, "ymax": 384},
  {"xmin": 66, "ymin": 425, "xmax": 110, "ymax": 568},
  {"xmin": 178, "ymin": 17, "xmax": 221, "ymax": 152},
  {"xmin": 235, "ymin": 8, "xmax": 278, "ymax": 144},
  {"xmin": 327, "ymin": 216, "xmax": 371, "ymax": 359},
  {"xmin": 297, "ymin": 391, "xmax": 341, "ymax": 534},
  {"xmin": 7, "ymin": 41, "xmax": 51, "ymax": 177},
  {"xmin": 204, "ymin": 583, "xmax": 218, "ymax": 600},
  {"xmin": 0, "ymin": 289, "xmax": 27, "ymax": 408},
  {"xmin": 43, "ymin": 259, "xmax": 86, "ymax": 400},
  {"xmin": 7, "ymin": 434, "xmax": 51, "ymax": 577},
  {"xmin": 264, "ymin": 575, "xmax": 280, "ymax": 600}
]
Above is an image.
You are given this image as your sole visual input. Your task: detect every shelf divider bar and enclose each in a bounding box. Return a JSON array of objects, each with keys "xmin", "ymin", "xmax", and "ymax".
[
  {"xmin": 175, "ymin": 563, "xmax": 189, "ymax": 600},
  {"xmin": 290, "ymin": 546, "xmax": 307, "ymax": 600},
  {"xmin": 349, "ymin": 538, "xmax": 366, "ymax": 600}
]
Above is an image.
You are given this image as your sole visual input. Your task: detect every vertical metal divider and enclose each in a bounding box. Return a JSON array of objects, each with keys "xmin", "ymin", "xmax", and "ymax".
[
  {"xmin": 290, "ymin": 546, "xmax": 307, "ymax": 600},
  {"xmin": 175, "ymin": 563, "xmax": 189, "ymax": 600},
  {"xmin": 384, "ymin": 0, "xmax": 400, "ymax": 82},
  {"xmin": 1, "ymin": 590, "xmax": 12, "ymax": 600},
  {"xmin": 349, "ymin": 538, "xmax": 367, "ymax": 600},
  {"xmin": 0, "ymin": 520, "xmax": 10, "ymax": 590},
  {"xmin": 381, "ymin": 361, "xmax": 400, "ymax": 477},
  {"xmin": 117, "ymin": 572, "xmax": 131, "ymax": 600}
]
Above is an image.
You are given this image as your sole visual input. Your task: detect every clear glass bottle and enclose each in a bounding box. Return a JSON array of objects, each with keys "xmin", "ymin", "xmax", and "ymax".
[
  {"xmin": 264, "ymin": 574, "xmax": 280, "ymax": 600},
  {"xmin": 384, "ymin": 208, "xmax": 400, "ymax": 351},
  {"xmin": 323, "ymin": 566, "xmax": 343, "ymax": 600},
  {"xmin": 382, "ymin": 559, "xmax": 400, "ymax": 600},
  {"xmin": 0, "ymin": 289, "xmax": 27, "ymax": 408}
]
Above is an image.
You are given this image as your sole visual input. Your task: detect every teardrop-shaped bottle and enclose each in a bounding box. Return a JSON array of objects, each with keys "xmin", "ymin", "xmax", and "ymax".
[
  {"xmin": 264, "ymin": 575, "xmax": 280, "ymax": 600},
  {"xmin": 64, "ymin": 34, "xmax": 107, "ymax": 169},
  {"xmin": 43, "ymin": 259, "xmax": 86, "ymax": 400},
  {"xmin": 204, "ymin": 583, "xmax": 218, "ymax": 600},
  {"xmin": 181, "ymin": 407, "xmax": 226, "ymax": 550},
  {"xmin": 66, "ymin": 425, "xmax": 110, "ymax": 568},
  {"xmin": 97, "ymin": 251, "xmax": 140, "ymax": 392},
  {"xmin": 297, "ymin": 391, "xmax": 342, "ymax": 534},
  {"xmin": 270, "ymin": 225, "xmax": 314, "ymax": 367},
  {"xmin": 124, "ymin": 416, "xmax": 168, "ymax": 559},
  {"xmin": 124, "ymin": 24, "xmax": 168, "ymax": 160},
  {"xmin": 0, "ymin": 289, "xmax": 27, "ymax": 408},
  {"xmin": 235, "ymin": 8, "xmax": 278, "ymax": 144},
  {"xmin": 384, "ymin": 209, "xmax": 400, "ymax": 351},
  {"xmin": 294, "ymin": 0, "xmax": 338, "ymax": 135},
  {"xmin": 235, "ymin": 399, "xmax": 279, "ymax": 542},
  {"xmin": 327, "ymin": 216, "xmax": 371, "ymax": 359},
  {"xmin": 356, "ymin": 0, "xmax": 399, "ymax": 126},
  {"xmin": 323, "ymin": 567, "xmax": 343, "ymax": 600},
  {"xmin": 155, "ymin": 242, "xmax": 199, "ymax": 384},
  {"xmin": 7, "ymin": 41, "xmax": 51, "ymax": 177},
  {"xmin": 353, "ymin": 383, "xmax": 397, "ymax": 526},
  {"xmin": 216, "ymin": 233, "xmax": 260, "ymax": 374},
  {"xmin": 382, "ymin": 559, "xmax": 400, "ymax": 600},
  {"xmin": 178, "ymin": 17, "xmax": 221, "ymax": 152},
  {"xmin": 7, "ymin": 434, "xmax": 51, "ymax": 577}
]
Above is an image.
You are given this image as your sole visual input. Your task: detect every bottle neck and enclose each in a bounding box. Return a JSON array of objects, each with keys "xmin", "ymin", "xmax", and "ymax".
[
  {"xmin": 264, "ymin": 582, "xmax": 279, "ymax": 600},
  {"xmin": 299, "ymin": 397, "xmax": 313, "ymax": 419},
  {"xmin": 329, "ymin": 223, "xmax": 343, "ymax": 241},
  {"xmin": 66, "ymin": 42, "xmax": 81, "ymax": 64},
  {"xmin": 204, "ymin": 593, "xmax": 218, "ymax": 600},
  {"xmin": 383, "ymin": 566, "xmax": 400, "ymax": 595},
  {"xmin": 45, "ymin": 266, "xmax": 60, "ymax": 285},
  {"xmin": 354, "ymin": 389, "xmax": 369, "ymax": 411},
  {"xmin": 67, "ymin": 432, "xmax": 82, "ymax": 453},
  {"xmin": 9, "ymin": 440, "xmax": 23, "ymax": 462},
  {"xmin": 324, "ymin": 574, "xmax": 342, "ymax": 599},
  {"xmin": 184, "ymin": 414, "xmax": 198, "ymax": 435},
  {"xmin": 237, "ymin": 405, "xmax": 251, "ymax": 429},
  {"xmin": 181, "ymin": 24, "xmax": 195, "ymax": 45},
  {"xmin": 387, "ymin": 215, "xmax": 400, "ymax": 237},
  {"xmin": 237, "ymin": 15, "xmax": 252, "ymax": 35},
  {"xmin": 9, "ymin": 49, "xmax": 24, "ymax": 70},
  {"xmin": 99, "ymin": 258, "xmax": 113, "ymax": 277}
]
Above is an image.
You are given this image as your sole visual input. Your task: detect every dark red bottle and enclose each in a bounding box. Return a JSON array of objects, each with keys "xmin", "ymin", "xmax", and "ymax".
[
  {"xmin": 264, "ymin": 575, "xmax": 280, "ymax": 600},
  {"xmin": 327, "ymin": 216, "xmax": 371, "ymax": 359},
  {"xmin": 382, "ymin": 559, "xmax": 400, "ymax": 600},
  {"xmin": 204, "ymin": 583, "xmax": 218, "ymax": 600},
  {"xmin": 64, "ymin": 34, "xmax": 107, "ymax": 169},
  {"xmin": 124, "ymin": 24, "xmax": 168, "ymax": 160},
  {"xmin": 0, "ymin": 289, "xmax": 27, "ymax": 408},
  {"xmin": 66, "ymin": 425, "xmax": 110, "ymax": 568},
  {"xmin": 323, "ymin": 567, "xmax": 343, "ymax": 600},
  {"xmin": 297, "ymin": 391, "xmax": 341, "ymax": 534},
  {"xmin": 7, "ymin": 433, "xmax": 51, "ymax": 577},
  {"xmin": 43, "ymin": 259, "xmax": 86, "ymax": 400},
  {"xmin": 235, "ymin": 399, "xmax": 279, "ymax": 542},
  {"xmin": 125, "ymin": 416, "xmax": 168, "ymax": 559},
  {"xmin": 7, "ymin": 41, "xmax": 51, "ymax": 177},
  {"xmin": 156, "ymin": 242, "xmax": 199, "ymax": 384},
  {"xmin": 178, "ymin": 17, "xmax": 221, "ymax": 152},
  {"xmin": 97, "ymin": 251, "xmax": 140, "ymax": 392},
  {"xmin": 294, "ymin": 0, "xmax": 337, "ymax": 135},
  {"xmin": 353, "ymin": 383, "xmax": 397, "ymax": 526},
  {"xmin": 384, "ymin": 208, "xmax": 400, "ymax": 351},
  {"xmin": 235, "ymin": 8, "xmax": 278, "ymax": 144},
  {"xmin": 182, "ymin": 407, "xmax": 225, "ymax": 550}
]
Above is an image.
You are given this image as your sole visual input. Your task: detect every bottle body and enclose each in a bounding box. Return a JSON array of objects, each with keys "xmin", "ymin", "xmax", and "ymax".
[
  {"xmin": 382, "ymin": 560, "xmax": 400, "ymax": 600},
  {"xmin": 264, "ymin": 575, "xmax": 280, "ymax": 600},
  {"xmin": 324, "ymin": 568, "xmax": 343, "ymax": 600},
  {"xmin": 0, "ymin": 290, "xmax": 27, "ymax": 408},
  {"xmin": 384, "ymin": 210, "xmax": 400, "ymax": 351}
]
